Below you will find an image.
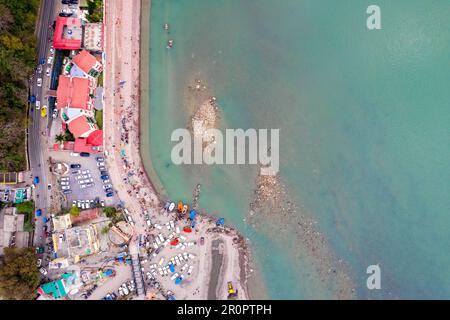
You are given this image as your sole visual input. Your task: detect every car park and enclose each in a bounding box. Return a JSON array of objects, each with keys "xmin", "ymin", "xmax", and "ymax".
[{"xmin": 70, "ymin": 164, "xmax": 81, "ymax": 168}]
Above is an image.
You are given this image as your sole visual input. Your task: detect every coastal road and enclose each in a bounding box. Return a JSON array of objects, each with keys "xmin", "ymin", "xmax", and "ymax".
[{"xmin": 29, "ymin": 0, "xmax": 57, "ymax": 250}]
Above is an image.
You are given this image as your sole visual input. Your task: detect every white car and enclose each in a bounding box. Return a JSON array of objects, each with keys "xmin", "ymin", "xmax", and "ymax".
[
  {"xmin": 70, "ymin": 152, "xmax": 80, "ymax": 157},
  {"xmin": 37, "ymin": 65, "xmax": 42, "ymax": 73},
  {"xmin": 46, "ymin": 67, "xmax": 51, "ymax": 77},
  {"xmin": 97, "ymin": 162, "xmax": 105, "ymax": 167},
  {"xmin": 37, "ymin": 78, "xmax": 42, "ymax": 87},
  {"xmin": 52, "ymin": 108, "xmax": 58, "ymax": 119},
  {"xmin": 102, "ymin": 179, "xmax": 110, "ymax": 184},
  {"xmin": 100, "ymin": 200, "xmax": 105, "ymax": 207},
  {"xmin": 60, "ymin": 181, "xmax": 69, "ymax": 186},
  {"xmin": 47, "ymin": 56, "xmax": 53, "ymax": 65},
  {"xmin": 61, "ymin": 185, "xmax": 70, "ymax": 190},
  {"xmin": 35, "ymin": 100, "xmax": 41, "ymax": 110},
  {"xmin": 37, "ymin": 259, "xmax": 42, "ymax": 267},
  {"xmin": 80, "ymin": 184, "xmax": 87, "ymax": 189},
  {"xmin": 39, "ymin": 267, "xmax": 47, "ymax": 275},
  {"xmin": 49, "ymin": 47, "xmax": 54, "ymax": 55},
  {"xmin": 72, "ymin": 200, "xmax": 77, "ymax": 207}
]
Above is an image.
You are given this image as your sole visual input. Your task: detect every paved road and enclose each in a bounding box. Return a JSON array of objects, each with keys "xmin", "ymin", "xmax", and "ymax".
[{"xmin": 29, "ymin": 0, "xmax": 57, "ymax": 251}]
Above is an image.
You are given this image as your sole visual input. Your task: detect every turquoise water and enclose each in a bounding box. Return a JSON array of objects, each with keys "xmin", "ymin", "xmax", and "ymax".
[{"xmin": 144, "ymin": 0, "xmax": 450, "ymax": 299}]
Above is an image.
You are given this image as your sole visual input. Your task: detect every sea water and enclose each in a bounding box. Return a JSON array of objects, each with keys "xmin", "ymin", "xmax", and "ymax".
[{"xmin": 143, "ymin": 0, "xmax": 450, "ymax": 299}]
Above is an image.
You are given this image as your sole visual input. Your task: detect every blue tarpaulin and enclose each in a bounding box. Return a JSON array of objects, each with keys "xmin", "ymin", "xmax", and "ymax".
[
  {"xmin": 189, "ymin": 210, "xmax": 197, "ymax": 220},
  {"xmin": 216, "ymin": 218, "xmax": 225, "ymax": 226}
]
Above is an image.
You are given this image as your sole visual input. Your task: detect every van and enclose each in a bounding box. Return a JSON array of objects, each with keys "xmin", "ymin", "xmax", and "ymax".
[{"xmin": 35, "ymin": 100, "xmax": 41, "ymax": 110}]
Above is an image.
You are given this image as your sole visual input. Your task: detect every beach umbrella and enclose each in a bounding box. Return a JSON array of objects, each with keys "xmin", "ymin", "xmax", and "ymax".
[
  {"xmin": 216, "ymin": 218, "xmax": 225, "ymax": 226},
  {"xmin": 170, "ymin": 238, "xmax": 179, "ymax": 246},
  {"xmin": 183, "ymin": 227, "xmax": 192, "ymax": 233},
  {"xmin": 189, "ymin": 210, "xmax": 197, "ymax": 221}
]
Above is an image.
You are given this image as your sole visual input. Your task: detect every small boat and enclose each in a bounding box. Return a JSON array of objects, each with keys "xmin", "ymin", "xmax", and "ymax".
[
  {"xmin": 168, "ymin": 202, "xmax": 175, "ymax": 212},
  {"xmin": 177, "ymin": 201, "xmax": 183, "ymax": 212},
  {"xmin": 163, "ymin": 23, "xmax": 169, "ymax": 31},
  {"xmin": 182, "ymin": 204, "xmax": 188, "ymax": 214},
  {"xmin": 166, "ymin": 39, "xmax": 174, "ymax": 49}
]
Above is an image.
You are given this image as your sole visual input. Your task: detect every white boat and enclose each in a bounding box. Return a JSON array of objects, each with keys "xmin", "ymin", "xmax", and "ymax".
[
  {"xmin": 168, "ymin": 202, "xmax": 175, "ymax": 211},
  {"xmin": 163, "ymin": 23, "xmax": 169, "ymax": 31},
  {"xmin": 167, "ymin": 39, "xmax": 174, "ymax": 49}
]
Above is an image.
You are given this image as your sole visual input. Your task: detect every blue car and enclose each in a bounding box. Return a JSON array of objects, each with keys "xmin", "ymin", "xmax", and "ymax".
[
  {"xmin": 106, "ymin": 192, "xmax": 114, "ymax": 197},
  {"xmin": 100, "ymin": 175, "xmax": 109, "ymax": 180},
  {"xmin": 39, "ymin": 58, "xmax": 45, "ymax": 65},
  {"xmin": 34, "ymin": 176, "xmax": 39, "ymax": 184},
  {"xmin": 36, "ymin": 209, "xmax": 42, "ymax": 217},
  {"xmin": 30, "ymin": 95, "xmax": 36, "ymax": 103}
]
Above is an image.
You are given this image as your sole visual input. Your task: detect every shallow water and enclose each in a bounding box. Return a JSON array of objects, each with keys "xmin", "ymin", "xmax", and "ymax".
[{"xmin": 143, "ymin": 0, "xmax": 450, "ymax": 299}]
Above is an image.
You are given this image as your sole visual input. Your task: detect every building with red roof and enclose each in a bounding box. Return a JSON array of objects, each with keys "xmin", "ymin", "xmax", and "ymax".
[
  {"xmin": 70, "ymin": 208, "xmax": 100, "ymax": 225},
  {"xmin": 53, "ymin": 17, "xmax": 83, "ymax": 50},
  {"xmin": 73, "ymin": 137, "xmax": 102, "ymax": 153},
  {"xmin": 72, "ymin": 50, "xmax": 102, "ymax": 77},
  {"xmin": 56, "ymin": 75, "xmax": 94, "ymax": 111},
  {"xmin": 67, "ymin": 115, "xmax": 98, "ymax": 139},
  {"xmin": 86, "ymin": 130, "xmax": 103, "ymax": 146}
]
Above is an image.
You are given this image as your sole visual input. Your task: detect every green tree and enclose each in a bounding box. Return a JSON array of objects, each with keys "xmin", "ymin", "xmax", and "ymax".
[
  {"xmin": 15, "ymin": 200, "xmax": 34, "ymax": 214},
  {"xmin": 55, "ymin": 134, "xmax": 64, "ymax": 144},
  {"xmin": 69, "ymin": 206, "xmax": 81, "ymax": 217},
  {"xmin": 103, "ymin": 206, "xmax": 117, "ymax": 218},
  {"xmin": 0, "ymin": 247, "xmax": 40, "ymax": 300},
  {"xmin": 101, "ymin": 226, "xmax": 109, "ymax": 234}
]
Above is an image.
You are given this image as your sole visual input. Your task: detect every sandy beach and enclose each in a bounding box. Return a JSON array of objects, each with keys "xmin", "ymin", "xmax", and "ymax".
[{"xmin": 103, "ymin": 0, "xmax": 250, "ymax": 300}]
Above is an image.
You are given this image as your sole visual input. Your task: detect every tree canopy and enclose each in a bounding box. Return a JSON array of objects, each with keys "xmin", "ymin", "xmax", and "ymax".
[
  {"xmin": 0, "ymin": 0, "xmax": 39, "ymax": 171},
  {"xmin": 0, "ymin": 247, "xmax": 40, "ymax": 300}
]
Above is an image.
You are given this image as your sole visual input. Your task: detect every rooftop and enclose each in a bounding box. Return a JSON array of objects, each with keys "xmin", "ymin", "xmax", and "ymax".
[
  {"xmin": 53, "ymin": 17, "xmax": 83, "ymax": 50},
  {"xmin": 56, "ymin": 75, "xmax": 93, "ymax": 110}
]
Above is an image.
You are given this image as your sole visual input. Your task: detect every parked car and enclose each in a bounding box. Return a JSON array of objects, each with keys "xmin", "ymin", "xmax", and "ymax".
[
  {"xmin": 105, "ymin": 188, "xmax": 113, "ymax": 193},
  {"xmin": 70, "ymin": 152, "xmax": 80, "ymax": 157},
  {"xmin": 100, "ymin": 171, "xmax": 108, "ymax": 176},
  {"xmin": 100, "ymin": 200, "xmax": 105, "ymax": 207},
  {"xmin": 37, "ymin": 259, "xmax": 42, "ymax": 267},
  {"xmin": 47, "ymin": 56, "xmax": 53, "ymax": 65},
  {"xmin": 37, "ymin": 78, "xmax": 42, "ymax": 87},
  {"xmin": 100, "ymin": 175, "xmax": 109, "ymax": 180},
  {"xmin": 103, "ymin": 184, "xmax": 112, "ymax": 190},
  {"xmin": 47, "ymin": 184, "xmax": 52, "ymax": 190},
  {"xmin": 102, "ymin": 179, "xmax": 110, "ymax": 184},
  {"xmin": 61, "ymin": 185, "xmax": 70, "ymax": 190},
  {"xmin": 63, "ymin": 190, "xmax": 72, "ymax": 195},
  {"xmin": 70, "ymin": 164, "xmax": 81, "ymax": 169},
  {"xmin": 98, "ymin": 166, "xmax": 106, "ymax": 171},
  {"xmin": 80, "ymin": 152, "xmax": 90, "ymax": 157},
  {"xmin": 46, "ymin": 67, "xmax": 51, "ymax": 77},
  {"xmin": 35, "ymin": 100, "xmax": 41, "ymax": 110},
  {"xmin": 30, "ymin": 95, "xmax": 36, "ymax": 103},
  {"xmin": 97, "ymin": 162, "xmax": 105, "ymax": 167},
  {"xmin": 37, "ymin": 65, "xmax": 42, "ymax": 73},
  {"xmin": 52, "ymin": 108, "xmax": 58, "ymax": 118},
  {"xmin": 96, "ymin": 157, "xmax": 105, "ymax": 162},
  {"xmin": 106, "ymin": 192, "xmax": 114, "ymax": 197},
  {"xmin": 39, "ymin": 267, "xmax": 47, "ymax": 275},
  {"xmin": 34, "ymin": 176, "xmax": 40, "ymax": 184},
  {"xmin": 49, "ymin": 47, "xmax": 54, "ymax": 55}
]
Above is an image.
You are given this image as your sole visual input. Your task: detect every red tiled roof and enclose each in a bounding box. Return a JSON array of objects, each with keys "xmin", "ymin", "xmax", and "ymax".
[
  {"xmin": 86, "ymin": 130, "xmax": 103, "ymax": 146},
  {"xmin": 53, "ymin": 17, "xmax": 82, "ymax": 50},
  {"xmin": 56, "ymin": 76, "xmax": 91, "ymax": 110},
  {"xmin": 68, "ymin": 116, "xmax": 95, "ymax": 138},
  {"xmin": 72, "ymin": 50, "xmax": 98, "ymax": 74}
]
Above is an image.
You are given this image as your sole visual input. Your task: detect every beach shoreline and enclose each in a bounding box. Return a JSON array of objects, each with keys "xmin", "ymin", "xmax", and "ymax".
[{"xmin": 104, "ymin": 0, "xmax": 252, "ymax": 300}]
